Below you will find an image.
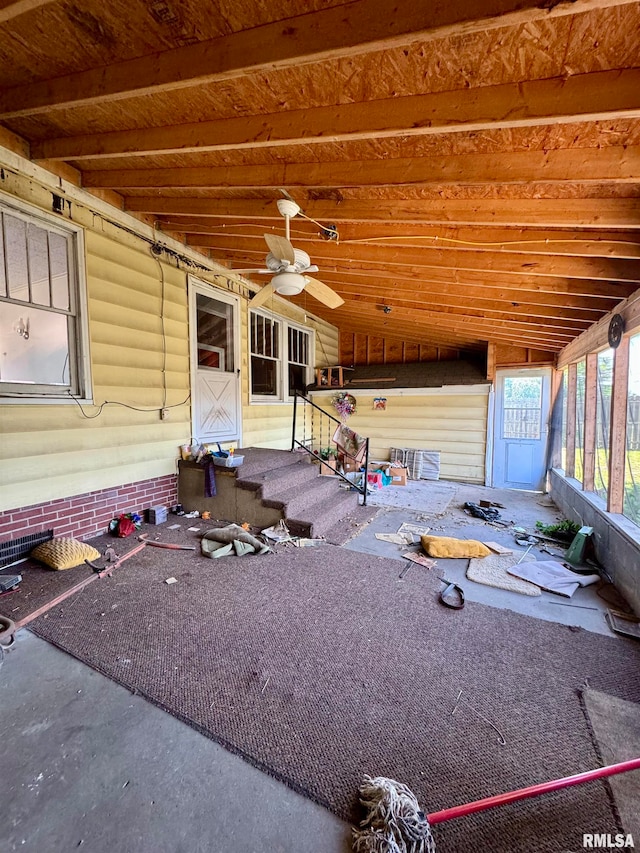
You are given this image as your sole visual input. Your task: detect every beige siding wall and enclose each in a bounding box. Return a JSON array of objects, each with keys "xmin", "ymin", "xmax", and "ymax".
[
  {"xmin": 311, "ymin": 388, "xmax": 490, "ymax": 483},
  {"xmin": 241, "ymin": 296, "xmax": 339, "ymax": 450},
  {"xmin": 0, "ymin": 225, "xmax": 192, "ymax": 512},
  {"xmin": 0, "ymin": 165, "xmax": 339, "ymax": 511}
]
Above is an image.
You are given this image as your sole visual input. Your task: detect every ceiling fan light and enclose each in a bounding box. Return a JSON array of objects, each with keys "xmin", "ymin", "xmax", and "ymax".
[{"xmin": 272, "ymin": 271, "xmax": 305, "ymax": 295}]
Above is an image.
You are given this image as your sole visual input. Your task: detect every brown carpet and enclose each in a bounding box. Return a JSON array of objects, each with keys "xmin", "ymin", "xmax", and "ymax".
[
  {"xmin": 29, "ymin": 529, "xmax": 640, "ymax": 853},
  {"xmin": 0, "ymin": 558, "xmax": 94, "ymax": 623}
]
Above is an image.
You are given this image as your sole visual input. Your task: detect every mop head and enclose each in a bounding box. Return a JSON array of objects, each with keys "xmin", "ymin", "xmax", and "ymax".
[{"xmin": 352, "ymin": 776, "xmax": 436, "ymax": 853}]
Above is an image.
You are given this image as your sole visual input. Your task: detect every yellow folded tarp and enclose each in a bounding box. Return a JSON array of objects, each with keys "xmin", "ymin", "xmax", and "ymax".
[{"xmin": 421, "ymin": 535, "xmax": 491, "ymax": 559}]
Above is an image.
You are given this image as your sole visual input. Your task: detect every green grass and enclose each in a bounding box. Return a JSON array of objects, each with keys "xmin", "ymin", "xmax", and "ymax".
[{"xmin": 569, "ymin": 448, "xmax": 640, "ymax": 526}]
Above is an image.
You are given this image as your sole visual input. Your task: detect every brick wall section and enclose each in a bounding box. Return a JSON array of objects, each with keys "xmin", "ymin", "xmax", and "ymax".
[{"xmin": 0, "ymin": 475, "xmax": 177, "ymax": 544}]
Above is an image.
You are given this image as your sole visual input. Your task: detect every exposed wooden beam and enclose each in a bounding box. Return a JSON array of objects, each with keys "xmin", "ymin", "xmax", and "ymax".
[
  {"xmin": 334, "ymin": 300, "xmax": 575, "ymax": 343},
  {"xmin": 191, "ymin": 235, "xmax": 640, "ymax": 283},
  {"xmin": 81, "ymin": 145, "xmax": 640, "ymax": 190},
  {"xmin": 312, "ymin": 274, "xmax": 621, "ymax": 312},
  {"xmin": 315, "ymin": 305, "xmax": 567, "ymax": 350},
  {"xmin": 607, "ymin": 336, "xmax": 630, "ymax": 514},
  {"xmin": 126, "ymin": 197, "xmax": 640, "ymax": 228},
  {"xmin": 168, "ymin": 220, "xmax": 640, "ymax": 260},
  {"xmin": 558, "ymin": 288, "xmax": 640, "ymax": 366},
  {"xmin": 44, "ymin": 68, "xmax": 640, "ymax": 160},
  {"xmin": 313, "ymin": 283, "xmax": 598, "ymax": 325},
  {"xmin": 215, "ymin": 248, "xmax": 637, "ymax": 300},
  {"xmin": 2, "ymin": 0, "xmax": 636, "ymax": 119},
  {"xmin": 487, "ymin": 343, "xmax": 496, "ymax": 381},
  {"xmin": 341, "ymin": 291, "xmax": 589, "ymax": 333},
  {"xmin": 313, "ymin": 272, "xmax": 611, "ymax": 309},
  {"xmin": 0, "ymin": 0, "xmax": 56, "ymax": 23}
]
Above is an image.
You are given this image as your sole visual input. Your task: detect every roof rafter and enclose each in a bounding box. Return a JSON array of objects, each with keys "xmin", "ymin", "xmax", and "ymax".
[
  {"xmin": 161, "ymin": 219, "xmax": 640, "ymax": 260},
  {"xmin": 32, "ymin": 68, "xmax": 640, "ymax": 160},
  {"xmin": 0, "ymin": 0, "xmax": 56, "ymax": 23},
  {"xmin": 80, "ymin": 145, "xmax": 640, "ymax": 190},
  {"xmin": 2, "ymin": 0, "xmax": 636, "ymax": 118},
  {"xmin": 190, "ymin": 235, "xmax": 640, "ymax": 283},
  {"xmin": 126, "ymin": 197, "xmax": 640, "ymax": 228}
]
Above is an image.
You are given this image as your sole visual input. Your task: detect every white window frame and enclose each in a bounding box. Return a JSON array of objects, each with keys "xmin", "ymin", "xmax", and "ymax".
[
  {"xmin": 249, "ymin": 308, "xmax": 314, "ymax": 403},
  {"xmin": 0, "ymin": 192, "xmax": 91, "ymax": 404}
]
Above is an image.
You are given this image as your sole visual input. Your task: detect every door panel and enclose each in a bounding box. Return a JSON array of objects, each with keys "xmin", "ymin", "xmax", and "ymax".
[
  {"xmin": 493, "ymin": 368, "xmax": 551, "ymax": 490},
  {"xmin": 189, "ymin": 281, "xmax": 240, "ymax": 444}
]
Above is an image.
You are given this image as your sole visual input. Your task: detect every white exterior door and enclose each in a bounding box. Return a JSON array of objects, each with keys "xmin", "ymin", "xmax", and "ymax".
[
  {"xmin": 189, "ymin": 279, "xmax": 241, "ymax": 445},
  {"xmin": 492, "ymin": 368, "xmax": 551, "ymax": 491}
]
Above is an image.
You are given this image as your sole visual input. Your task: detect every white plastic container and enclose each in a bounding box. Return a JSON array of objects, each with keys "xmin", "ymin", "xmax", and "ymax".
[{"xmin": 212, "ymin": 455, "xmax": 244, "ymax": 467}]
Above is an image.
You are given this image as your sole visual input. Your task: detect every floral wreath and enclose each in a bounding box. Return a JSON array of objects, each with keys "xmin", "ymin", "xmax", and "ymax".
[{"xmin": 331, "ymin": 391, "xmax": 357, "ymax": 419}]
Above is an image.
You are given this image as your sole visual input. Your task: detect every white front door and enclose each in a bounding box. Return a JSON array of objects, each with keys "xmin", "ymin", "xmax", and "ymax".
[
  {"xmin": 493, "ymin": 368, "xmax": 551, "ymax": 491},
  {"xmin": 189, "ymin": 279, "xmax": 241, "ymax": 445}
]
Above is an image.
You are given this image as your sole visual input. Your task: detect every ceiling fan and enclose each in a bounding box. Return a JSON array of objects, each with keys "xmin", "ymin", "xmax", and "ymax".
[{"xmin": 234, "ymin": 199, "xmax": 344, "ymax": 309}]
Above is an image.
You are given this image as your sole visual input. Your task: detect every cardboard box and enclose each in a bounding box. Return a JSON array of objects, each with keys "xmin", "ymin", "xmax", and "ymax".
[
  {"xmin": 341, "ymin": 457, "xmax": 361, "ymax": 474},
  {"xmin": 389, "ymin": 467, "xmax": 407, "ymax": 486}
]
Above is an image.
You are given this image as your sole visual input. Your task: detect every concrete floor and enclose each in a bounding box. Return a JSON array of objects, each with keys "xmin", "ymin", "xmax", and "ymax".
[
  {"xmin": 0, "ymin": 479, "xmax": 634, "ymax": 852},
  {"xmin": 357, "ymin": 480, "xmax": 620, "ymax": 637}
]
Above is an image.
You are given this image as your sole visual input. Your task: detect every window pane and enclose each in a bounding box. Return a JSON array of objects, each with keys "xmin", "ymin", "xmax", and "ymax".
[
  {"xmin": 288, "ymin": 363, "xmax": 307, "ymax": 396},
  {"xmin": 594, "ymin": 349, "xmax": 613, "ymax": 500},
  {"xmin": 0, "ymin": 303, "xmax": 70, "ymax": 385},
  {"xmin": 502, "ymin": 376, "xmax": 542, "ymax": 439},
  {"xmin": 28, "ymin": 224, "xmax": 51, "ymax": 306},
  {"xmin": 49, "ymin": 232, "xmax": 70, "ymax": 310},
  {"xmin": 251, "ymin": 355, "xmax": 278, "ymax": 396},
  {"xmin": 5, "ymin": 215, "xmax": 29, "ymax": 301},
  {"xmin": 0, "ymin": 215, "xmax": 6, "ymax": 297},
  {"xmin": 196, "ymin": 294, "xmax": 233, "ymax": 371},
  {"xmin": 561, "ymin": 367, "xmax": 567, "ymax": 470},
  {"xmin": 575, "ymin": 360, "xmax": 586, "ymax": 483},
  {"xmin": 624, "ymin": 335, "xmax": 640, "ymax": 526}
]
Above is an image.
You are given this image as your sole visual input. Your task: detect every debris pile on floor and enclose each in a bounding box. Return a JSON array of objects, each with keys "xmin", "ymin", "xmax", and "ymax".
[{"xmin": 201, "ymin": 524, "xmax": 271, "ymax": 558}]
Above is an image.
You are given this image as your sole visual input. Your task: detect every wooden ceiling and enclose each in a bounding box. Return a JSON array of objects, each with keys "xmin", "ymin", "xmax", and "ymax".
[{"xmin": 1, "ymin": 0, "xmax": 640, "ymax": 357}]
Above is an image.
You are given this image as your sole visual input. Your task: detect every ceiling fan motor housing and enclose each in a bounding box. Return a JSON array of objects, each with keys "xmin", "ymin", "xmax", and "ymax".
[
  {"xmin": 272, "ymin": 271, "xmax": 306, "ymax": 295},
  {"xmin": 266, "ymin": 248, "xmax": 312, "ymax": 273}
]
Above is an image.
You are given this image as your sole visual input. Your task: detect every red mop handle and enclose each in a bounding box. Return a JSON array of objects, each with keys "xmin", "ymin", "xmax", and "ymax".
[{"xmin": 427, "ymin": 757, "xmax": 640, "ymax": 825}]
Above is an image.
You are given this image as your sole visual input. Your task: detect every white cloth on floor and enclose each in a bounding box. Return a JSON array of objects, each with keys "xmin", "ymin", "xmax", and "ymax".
[{"xmin": 507, "ymin": 560, "xmax": 600, "ymax": 598}]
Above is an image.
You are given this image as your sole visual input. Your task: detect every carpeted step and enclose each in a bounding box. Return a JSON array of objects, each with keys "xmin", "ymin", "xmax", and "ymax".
[
  {"xmin": 236, "ymin": 459, "xmax": 320, "ymax": 499},
  {"xmin": 262, "ymin": 473, "xmax": 343, "ymax": 517},
  {"xmin": 287, "ymin": 487, "xmax": 361, "ymax": 538},
  {"xmin": 234, "ymin": 447, "xmax": 310, "ymax": 481}
]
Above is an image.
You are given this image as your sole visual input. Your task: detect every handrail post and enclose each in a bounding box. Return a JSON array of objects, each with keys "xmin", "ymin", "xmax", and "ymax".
[
  {"xmin": 291, "ymin": 390, "xmax": 298, "ymax": 451},
  {"xmin": 363, "ymin": 437, "xmax": 370, "ymax": 506}
]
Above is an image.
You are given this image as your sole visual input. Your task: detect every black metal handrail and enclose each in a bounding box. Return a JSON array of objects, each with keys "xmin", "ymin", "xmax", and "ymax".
[{"xmin": 291, "ymin": 390, "xmax": 370, "ymax": 505}]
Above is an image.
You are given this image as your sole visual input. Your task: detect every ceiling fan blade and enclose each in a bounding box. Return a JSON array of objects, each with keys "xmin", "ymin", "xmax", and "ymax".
[
  {"xmin": 233, "ymin": 269, "xmax": 271, "ymax": 274},
  {"xmin": 303, "ymin": 277, "xmax": 344, "ymax": 309},
  {"xmin": 250, "ymin": 281, "xmax": 276, "ymax": 308},
  {"xmin": 264, "ymin": 233, "xmax": 295, "ymax": 265}
]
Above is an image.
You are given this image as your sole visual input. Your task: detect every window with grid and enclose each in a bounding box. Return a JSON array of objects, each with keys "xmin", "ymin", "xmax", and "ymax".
[
  {"xmin": 250, "ymin": 311, "xmax": 312, "ymax": 401},
  {"xmin": 250, "ymin": 311, "xmax": 280, "ymax": 397},
  {"xmin": 0, "ymin": 199, "xmax": 88, "ymax": 399},
  {"xmin": 288, "ymin": 325, "xmax": 311, "ymax": 396}
]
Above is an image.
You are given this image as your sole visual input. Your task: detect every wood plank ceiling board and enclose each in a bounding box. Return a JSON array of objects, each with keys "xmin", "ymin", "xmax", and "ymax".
[{"xmin": 1, "ymin": 0, "xmax": 639, "ymax": 358}]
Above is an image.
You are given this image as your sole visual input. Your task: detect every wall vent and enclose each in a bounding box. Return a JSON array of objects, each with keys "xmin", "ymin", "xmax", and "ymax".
[{"xmin": 0, "ymin": 529, "xmax": 53, "ymax": 568}]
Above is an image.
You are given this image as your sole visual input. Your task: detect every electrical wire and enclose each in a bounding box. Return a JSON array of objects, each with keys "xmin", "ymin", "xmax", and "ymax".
[
  {"xmin": 296, "ymin": 209, "xmax": 339, "ymax": 241},
  {"xmin": 67, "ymin": 391, "xmax": 191, "ymax": 420},
  {"xmin": 339, "ymin": 235, "xmax": 640, "ymax": 249},
  {"xmin": 150, "ymin": 248, "xmax": 168, "ymax": 409}
]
